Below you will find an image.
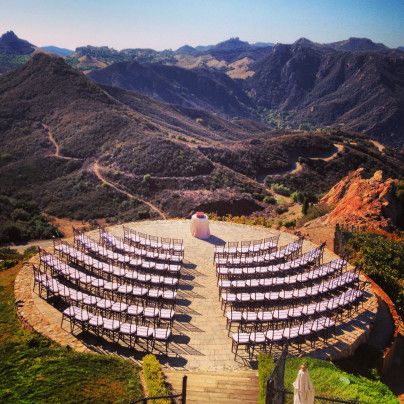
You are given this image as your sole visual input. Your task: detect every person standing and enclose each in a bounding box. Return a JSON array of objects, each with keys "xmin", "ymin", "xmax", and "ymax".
[{"xmin": 293, "ymin": 362, "xmax": 315, "ymax": 404}]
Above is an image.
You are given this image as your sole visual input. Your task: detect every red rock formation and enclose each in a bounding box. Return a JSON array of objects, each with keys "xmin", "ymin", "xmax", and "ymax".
[{"xmin": 320, "ymin": 168, "xmax": 400, "ymax": 232}]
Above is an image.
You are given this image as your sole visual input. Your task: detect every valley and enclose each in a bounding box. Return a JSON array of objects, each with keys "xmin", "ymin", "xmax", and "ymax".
[{"xmin": 0, "ymin": 51, "xmax": 402, "ymax": 244}]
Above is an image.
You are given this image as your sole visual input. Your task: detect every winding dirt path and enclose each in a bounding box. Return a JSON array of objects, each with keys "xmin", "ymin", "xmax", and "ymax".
[
  {"xmin": 310, "ymin": 143, "xmax": 344, "ymax": 161},
  {"xmin": 370, "ymin": 140, "xmax": 385, "ymax": 154},
  {"xmin": 42, "ymin": 124, "xmax": 80, "ymax": 161},
  {"xmin": 92, "ymin": 161, "xmax": 167, "ymax": 219},
  {"xmin": 260, "ymin": 143, "xmax": 344, "ymax": 181}
]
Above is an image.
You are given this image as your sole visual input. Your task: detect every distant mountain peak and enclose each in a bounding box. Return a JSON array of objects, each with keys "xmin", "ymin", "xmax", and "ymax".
[
  {"xmin": 328, "ymin": 37, "xmax": 388, "ymax": 52},
  {"xmin": 1, "ymin": 30, "xmax": 18, "ymax": 40},
  {"xmin": 0, "ymin": 30, "xmax": 35, "ymax": 55},
  {"xmin": 346, "ymin": 37, "xmax": 379, "ymax": 44},
  {"xmin": 176, "ymin": 44, "xmax": 199, "ymax": 55},
  {"xmin": 215, "ymin": 37, "xmax": 250, "ymax": 50},
  {"xmin": 293, "ymin": 37, "xmax": 317, "ymax": 47},
  {"xmin": 42, "ymin": 45, "xmax": 74, "ymax": 57},
  {"xmin": 75, "ymin": 45, "xmax": 119, "ymax": 55}
]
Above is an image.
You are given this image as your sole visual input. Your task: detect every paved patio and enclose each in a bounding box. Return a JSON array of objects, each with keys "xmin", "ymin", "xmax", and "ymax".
[{"xmin": 15, "ymin": 219, "xmax": 378, "ymax": 371}]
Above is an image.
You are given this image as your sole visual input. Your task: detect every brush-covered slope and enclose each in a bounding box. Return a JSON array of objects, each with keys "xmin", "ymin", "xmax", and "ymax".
[
  {"xmin": 246, "ymin": 39, "xmax": 404, "ymax": 146},
  {"xmin": 89, "ymin": 61, "xmax": 255, "ymax": 118},
  {"xmin": 0, "ymin": 54, "xmax": 402, "ymax": 225},
  {"xmin": 0, "ymin": 54, "xmax": 267, "ymax": 219}
]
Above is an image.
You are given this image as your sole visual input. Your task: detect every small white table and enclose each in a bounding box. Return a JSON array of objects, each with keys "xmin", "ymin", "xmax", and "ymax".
[{"xmin": 190, "ymin": 213, "xmax": 210, "ymax": 239}]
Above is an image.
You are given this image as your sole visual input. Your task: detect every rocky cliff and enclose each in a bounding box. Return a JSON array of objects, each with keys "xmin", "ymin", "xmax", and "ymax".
[{"xmin": 321, "ymin": 168, "xmax": 400, "ymax": 231}]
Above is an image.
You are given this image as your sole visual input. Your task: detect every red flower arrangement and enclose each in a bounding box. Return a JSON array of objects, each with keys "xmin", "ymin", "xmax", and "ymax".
[{"xmin": 195, "ymin": 211, "xmax": 206, "ymax": 218}]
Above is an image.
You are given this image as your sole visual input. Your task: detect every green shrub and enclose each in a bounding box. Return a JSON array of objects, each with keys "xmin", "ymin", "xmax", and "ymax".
[
  {"xmin": 142, "ymin": 354, "xmax": 170, "ymax": 403},
  {"xmin": 343, "ymin": 232, "xmax": 404, "ymax": 316},
  {"xmin": 271, "ymin": 183, "xmax": 292, "ymax": 197},
  {"xmin": 0, "ymin": 247, "xmax": 22, "ymax": 261},
  {"xmin": 22, "ymin": 246, "xmax": 38, "ymax": 261},
  {"xmin": 0, "ymin": 260, "xmax": 17, "ymax": 271},
  {"xmin": 263, "ymin": 195, "xmax": 277, "ymax": 205},
  {"xmin": 298, "ymin": 203, "xmax": 331, "ymax": 225},
  {"xmin": 276, "ymin": 206, "xmax": 288, "ymax": 215},
  {"xmin": 291, "ymin": 191, "xmax": 301, "ymax": 203},
  {"xmin": 0, "ymin": 195, "xmax": 60, "ymax": 246},
  {"xmin": 284, "ymin": 219, "xmax": 296, "ymax": 228},
  {"xmin": 0, "ymin": 247, "xmax": 38, "ymax": 271},
  {"xmin": 396, "ymin": 180, "xmax": 404, "ymax": 226},
  {"xmin": 142, "ymin": 173, "xmax": 152, "ymax": 184},
  {"xmin": 11, "ymin": 208, "xmax": 31, "ymax": 222}
]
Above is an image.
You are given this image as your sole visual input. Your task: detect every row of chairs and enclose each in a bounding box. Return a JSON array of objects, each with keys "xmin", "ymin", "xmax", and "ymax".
[
  {"xmin": 221, "ymin": 271, "xmax": 359, "ymax": 309},
  {"xmin": 226, "ymin": 286, "xmax": 365, "ymax": 333},
  {"xmin": 231, "ymin": 315, "xmax": 336, "ymax": 358},
  {"xmin": 62, "ymin": 305, "xmax": 171, "ymax": 354},
  {"xmin": 218, "ymin": 258, "xmax": 347, "ymax": 294},
  {"xmin": 100, "ymin": 229, "xmax": 183, "ymax": 263},
  {"xmin": 54, "ymin": 241, "xmax": 179, "ymax": 288},
  {"xmin": 123, "ymin": 226, "xmax": 184, "ymax": 255},
  {"xmin": 216, "ymin": 245, "xmax": 326, "ymax": 279},
  {"xmin": 34, "ymin": 269, "xmax": 175, "ymax": 327},
  {"xmin": 40, "ymin": 250, "xmax": 177, "ymax": 308},
  {"xmin": 74, "ymin": 233, "xmax": 182, "ymax": 276},
  {"xmin": 213, "ymin": 235, "xmax": 280, "ymax": 259},
  {"xmin": 215, "ymin": 238, "xmax": 306, "ymax": 267}
]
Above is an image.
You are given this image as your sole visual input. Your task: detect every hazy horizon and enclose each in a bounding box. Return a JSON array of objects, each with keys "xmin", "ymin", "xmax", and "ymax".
[{"xmin": 1, "ymin": 0, "xmax": 404, "ymax": 51}]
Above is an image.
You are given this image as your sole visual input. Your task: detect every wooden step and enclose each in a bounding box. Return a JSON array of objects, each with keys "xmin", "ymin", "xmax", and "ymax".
[{"xmin": 165, "ymin": 370, "xmax": 259, "ymax": 404}]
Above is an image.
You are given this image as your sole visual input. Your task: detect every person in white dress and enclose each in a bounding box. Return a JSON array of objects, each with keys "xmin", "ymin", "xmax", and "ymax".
[{"xmin": 293, "ymin": 363, "xmax": 315, "ymax": 404}]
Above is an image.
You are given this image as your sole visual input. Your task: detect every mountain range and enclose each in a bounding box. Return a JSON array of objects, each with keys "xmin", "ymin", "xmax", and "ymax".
[
  {"xmin": 0, "ymin": 52, "xmax": 402, "ymax": 223},
  {"xmin": 88, "ymin": 60, "xmax": 255, "ymax": 117},
  {"xmin": 0, "ymin": 30, "xmax": 403, "ymax": 227},
  {"xmin": 246, "ymin": 38, "xmax": 404, "ymax": 145}
]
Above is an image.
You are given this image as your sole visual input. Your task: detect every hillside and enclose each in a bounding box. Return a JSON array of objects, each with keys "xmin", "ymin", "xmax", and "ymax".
[
  {"xmin": 0, "ymin": 54, "xmax": 266, "ymax": 221},
  {"xmin": 198, "ymin": 130, "xmax": 403, "ymax": 194},
  {"xmin": 103, "ymin": 85, "xmax": 263, "ymax": 141},
  {"xmin": 246, "ymin": 39, "xmax": 404, "ymax": 146},
  {"xmin": 1, "ymin": 32, "xmax": 404, "ymax": 146},
  {"xmin": 0, "ymin": 31, "xmax": 35, "ymax": 73},
  {"xmin": 89, "ymin": 61, "xmax": 255, "ymax": 118},
  {"xmin": 0, "ymin": 54, "xmax": 402, "ymax": 230}
]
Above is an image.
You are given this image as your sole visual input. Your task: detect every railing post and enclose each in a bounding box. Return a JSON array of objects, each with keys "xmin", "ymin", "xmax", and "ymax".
[
  {"xmin": 182, "ymin": 375, "xmax": 187, "ymax": 404},
  {"xmin": 266, "ymin": 378, "xmax": 274, "ymax": 404}
]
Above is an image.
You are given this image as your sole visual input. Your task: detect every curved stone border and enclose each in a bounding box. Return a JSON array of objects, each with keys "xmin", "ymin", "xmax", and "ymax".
[
  {"xmin": 15, "ymin": 259, "xmax": 90, "ymax": 352},
  {"xmin": 14, "ymin": 219, "xmax": 380, "ymax": 368},
  {"xmin": 361, "ymin": 273, "xmax": 403, "ymax": 374}
]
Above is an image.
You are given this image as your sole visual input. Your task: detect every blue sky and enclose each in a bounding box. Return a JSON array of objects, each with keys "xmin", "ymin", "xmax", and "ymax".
[{"xmin": 1, "ymin": 0, "xmax": 403, "ymax": 50}]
